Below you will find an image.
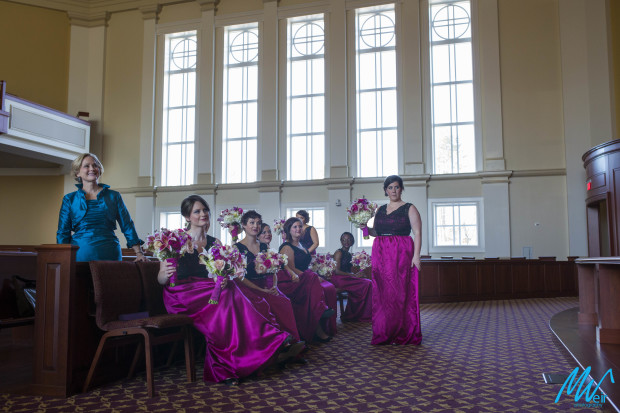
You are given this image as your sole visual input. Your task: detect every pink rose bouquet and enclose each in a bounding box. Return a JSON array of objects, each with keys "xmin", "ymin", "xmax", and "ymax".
[
  {"xmin": 254, "ymin": 250, "xmax": 288, "ymax": 274},
  {"xmin": 351, "ymin": 250, "xmax": 371, "ymax": 271},
  {"xmin": 273, "ymin": 218, "xmax": 286, "ymax": 242},
  {"xmin": 198, "ymin": 244, "xmax": 247, "ymax": 304},
  {"xmin": 217, "ymin": 206, "xmax": 244, "ymax": 242},
  {"xmin": 144, "ymin": 228, "xmax": 193, "ymax": 287},
  {"xmin": 311, "ymin": 253, "xmax": 336, "ymax": 280},
  {"xmin": 347, "ymin": 198, "xmax": 378, "ymax": 239}
]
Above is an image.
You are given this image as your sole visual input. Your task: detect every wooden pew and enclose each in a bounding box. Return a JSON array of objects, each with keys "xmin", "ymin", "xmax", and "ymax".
[{"xmin": 0, "ymin": 250, "xmax": 37, "ymax": 335}]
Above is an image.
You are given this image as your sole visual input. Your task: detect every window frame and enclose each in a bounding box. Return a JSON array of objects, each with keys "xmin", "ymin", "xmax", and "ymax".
[
  {"xmin": 213, "ymin": 15, "xmax": 264, "ymax": 185},
  {"xmin": 283, "ymin": 203, "xmax": 329, "ymax": 253},
  {"xmin": 427, "ymin": 197, "xmax": 484, "ymax": 253},
  {"xmin": 421, "ymin": 0, "xmax": 482, "ymax": 175},
  {"xmin": 154, "ymin": 21, "xmax": 202, "ymax": 188},
  {"xmin": 284, "ymin": 13, "xmax": 327, "ymax": 182},
  {"xmin": 349, "ymin": 3, "xmax": 403, "ymax": 179}
]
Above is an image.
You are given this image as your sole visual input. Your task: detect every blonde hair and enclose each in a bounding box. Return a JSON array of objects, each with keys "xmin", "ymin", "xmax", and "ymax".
[{"xmin": 71, "ymin": 153, "xmax": 104, "ymax": 182}]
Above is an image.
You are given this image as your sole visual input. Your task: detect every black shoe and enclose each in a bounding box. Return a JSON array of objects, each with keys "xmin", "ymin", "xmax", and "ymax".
[
  {"xmin": 277, "ymin": 341, "xmax": 306, "ymax": 363},
  {"xmin": 313, "ymin": 334, "xmax": 333, "ymax": 343},
  {"xmin": 321, "ymin": 308, "xmax": 335, "ymax": 319},
  {"xmin": 224, "ymin": 378, "xmax": 239, "ymax": 386}
]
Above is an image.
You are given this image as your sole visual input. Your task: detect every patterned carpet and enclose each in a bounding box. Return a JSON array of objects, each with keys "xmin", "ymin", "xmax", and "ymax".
[{"xmin": 1, "ymin": 297, "xmax": 612, "ymax": 412}]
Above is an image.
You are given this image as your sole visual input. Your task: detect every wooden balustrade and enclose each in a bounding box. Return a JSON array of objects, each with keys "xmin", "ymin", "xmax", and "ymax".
[{"xmin": 419, "ymin": 257, "xmax": 577, "ymax": 303}]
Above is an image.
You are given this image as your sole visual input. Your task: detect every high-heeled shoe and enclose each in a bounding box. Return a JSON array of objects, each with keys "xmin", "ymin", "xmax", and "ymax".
[
  {"xmin": 277, "ymin": 341, "xmax": 306, "ymax": 363},
  {"xmin": 320, "ymin": 308, "xmax": 335, "ymax": 319},
  {"xmin": 224, "ymin": 378, "xmax": 239, "ymax": 386},
  {"xmin": 313, "ymin": 334, "xmax": 333, "ymax": 343}
]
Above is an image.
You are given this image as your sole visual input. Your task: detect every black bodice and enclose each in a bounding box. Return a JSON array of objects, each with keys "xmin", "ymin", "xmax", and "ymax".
[
  {"xmin": 373, "ymin": 203, "xmax": 412, "ymax": 236},
  {"xmin": 176, "ymin": 235, "xmax": 217, "ymax": 281},
  {"xmin": 279, "ymin": 241, "xmax": 312, "ymax": 271},
  {"xmin": 235, "ymin": 242, "xmax": 268, "ymax": 280},
  {"xmin": 299, "ymin": 226, "xmax": 315, "ymax": 250}
]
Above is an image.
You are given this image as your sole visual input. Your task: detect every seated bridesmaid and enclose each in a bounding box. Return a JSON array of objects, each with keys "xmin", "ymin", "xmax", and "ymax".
[
  {"xmin": 258, "ymin": 223, "xmax": 273, "ymax": 247},
  {"xmin": 234, "ymin": 210, "xmax": 300, "ymax": 343},
  {"xmin": 158, "ymin": 195, "xmax": 303, "ymax": 386},
  {"xmin": 332, "ymin": 232, "xmax": 372, "ymax": 322},
  {"xmin": 292, "ymin": 212, "xmax": 338, "ymax": 335},
  {"xmin": 278, "ymin": 217, "xmax": 336, "ymax": 343}
]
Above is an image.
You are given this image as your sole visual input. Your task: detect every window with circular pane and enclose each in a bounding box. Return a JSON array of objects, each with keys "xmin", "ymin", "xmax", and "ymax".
[
  {"xmin": 359, "ymin": 13, "xmax": 395, "ymax": 49},
  {"xmin": 230, "ymin": 31, "xmax": 259, "ymax": 63},
  {"xmin": 293, "ymin": 23, "xmax": 324, "ymax": 56},
  {"xmin": 171, "ymin": 38, "xmax": 197, "ymax": 70},
  {"xmin": 431, "ymin": 4, "xmax": 471, "ymax": 41}
]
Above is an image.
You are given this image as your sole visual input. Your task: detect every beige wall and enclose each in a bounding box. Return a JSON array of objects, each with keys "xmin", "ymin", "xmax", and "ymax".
[
  {"xmin": 0, "ymin": 176, "xmax": 64, "ymax": 244},
  {"xmin": 0, "ymin": 1, "xmax": 70, "ymax": 112},
  {"xmin": 102, "ymin": 10, "xmax": 144, "ymax": 186},
  {"xmin": 509, "ymin": 175, "xmax": 569, "ymax": 258},
  {"xmin": 159, "ymin": 2, "xmax": 200, "ymax": 25},
  {"xmin": 498, "ymin": 0, "xmax": 565, "ymax": 171}
]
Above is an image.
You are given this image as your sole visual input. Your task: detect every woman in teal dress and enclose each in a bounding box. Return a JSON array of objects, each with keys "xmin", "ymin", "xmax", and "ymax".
[{"xmin": 56, "ymin": 153, "xmax": 146, "ymax": 262}]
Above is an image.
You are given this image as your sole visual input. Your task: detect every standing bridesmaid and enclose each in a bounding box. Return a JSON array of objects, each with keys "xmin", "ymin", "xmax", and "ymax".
[
  {"xmin": 296, "ymin": 210, "xmax": 319, "ymax": 254},
  {"xmin": 332, "ymin": 232, "xmax": 372, "ymax": 322},
  {"xmin": 234, "ymin": 210, "xmax": 300, "ymax": 342},
  {"xmin": 158, "ymin": 195, "xmax": 303, "ymax": 385},
  {"xmin": 278, "ymin": 217, "xmax": 336, "ymax": 343},
  {"xmin": 363, "ymin": 176, "xmax": 422, "ymax": 345}
]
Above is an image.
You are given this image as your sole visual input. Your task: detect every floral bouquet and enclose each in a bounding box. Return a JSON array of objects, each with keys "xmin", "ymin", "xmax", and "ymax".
[
  {"xmin": 217, "ymin": 207, "xmax": 244, "ymax": 242},
  {"xmin": 198, "ymin": 244, "xmax": 247, "ymax": 304},
  {"xmin": 144, "ymin": 228, "xmax": 193, "ymax": 287},
  {"xmin": 351, "ymin": 250, "xmax": 371, "ymax": 271},
  {"xmin": 347, "ymin": 198, "xmax": 378, "ymax": 239},
  {"xmin": 311, "ymin": 253, "xmax": 336, "ymax": 280},
  {"xmin": 273, "ymin": 218, "xmax": 286, "ymax": 242},
  {"xmin": 254, "ymin": 250, "xmax": 288, "ymax": 274}
]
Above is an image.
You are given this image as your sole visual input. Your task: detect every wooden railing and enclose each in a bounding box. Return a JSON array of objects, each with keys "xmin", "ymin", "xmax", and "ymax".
[{"xmin": 419, "ymin": 257, "xmax": 578, "ymax": 303}]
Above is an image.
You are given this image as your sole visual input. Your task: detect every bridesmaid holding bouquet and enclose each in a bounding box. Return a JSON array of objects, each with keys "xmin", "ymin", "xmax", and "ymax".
[
  {"xmin": 363, "ymin": 176, "xmax": 423, "ymax": 345},
  {"xmin": 278, "ymin": 217, "xmax": 336, "ymax": 343},
  {"xmin": 158, "ymin": 195, "xmax": 302, "ymax": 386},
  {"xmin": 234, "ymin": 210, "xmax": 300, "ymax": 342}
]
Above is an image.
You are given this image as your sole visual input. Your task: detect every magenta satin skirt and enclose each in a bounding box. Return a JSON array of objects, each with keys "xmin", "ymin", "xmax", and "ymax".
[
  {"xmin": 163, "ymin": 277, "xmax": 290, "ymax": 382},
  {"xmin": 318, "ymin": 278, "xmax": 338, "ymax": 335},
  {"xmin": 277, "ymin": 269, "xmax": 333, "ymax": 342},
  {"xmin": 330, "ymin": 274, "xmax": 372, "ymax": 322},
  {"xmin": 234, "ymin": 277, "xmax": 300, "ymax": 342},
  {"xmin": 371, "ymin": 236, "xmax": 422, "ymax": 345}
]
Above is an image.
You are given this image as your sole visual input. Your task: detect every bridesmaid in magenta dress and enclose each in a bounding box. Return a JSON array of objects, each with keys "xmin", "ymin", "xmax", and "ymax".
[
  {"xmin": 158, "ymin": 195, "xmax": 303, "ymax": 386},
  {"xmin": 295, "ymin": 210, "xmax": 338, "ymax": 334},
  {"xmin": 364, "ymin": 176, "xmax": 422, "ymax": 345},
  {"xmin": 278, "ymin": 217, "xmax": 336, "ymax": 343},
  {"xmin": 332, "ymin": 232, "xmax": 372, "ymax": 322},
  {"xmin": 234, "ymin": 210, "xmax": 300, "ymax": 342}
]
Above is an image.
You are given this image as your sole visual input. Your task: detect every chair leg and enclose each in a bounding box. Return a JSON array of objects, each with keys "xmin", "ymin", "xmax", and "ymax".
[
  {"xmin": 140, "ymin": 330, "xmax": 155, "ymax": 397},
  {"xmin": 128, "ymin": 341, "xmax": 144, "ymax": 379},
  {"xmin": 183, "ymin": 326, "xmax": 196, "ymax": 382},
  {"xmin": 338, "ymin": 293, "xmax": 346, "ymax": 316},
  {"xmin": 83, "ymin": 334, "xmax": 111, "ymax": 393},
  {"xmin": 166, "ymin": 340, "xmax": 179, "ymax": 368}
]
